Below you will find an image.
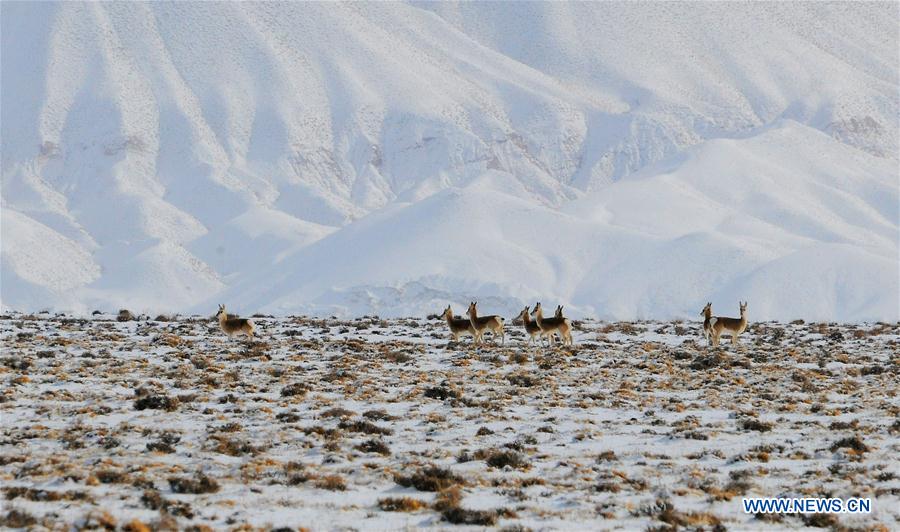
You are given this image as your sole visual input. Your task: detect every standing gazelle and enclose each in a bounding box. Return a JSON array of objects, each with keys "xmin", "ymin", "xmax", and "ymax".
[
  {"xmin": 440, "ymin": 305, "xmax": 476, "ymax": 343},
  {"xmin": 531, "ymin": 302, "xmax": 573, "ymax": 346},
  {"xmin": 215, "ymin": 304, "xmax": 255, "ymax": 339},
  {"xmin": 700, "ymin": 302, "xmax": 713, "ymax": 345},
  {"xmin": 709, "ymin": 302, "xmax": 748, "ymax": 347},
  {"xmin": 466, "ymin": 301, "xmax": 505, "ymax": 345},
  {"xmin": 515, "ymin": 306, "xmax": 543, "ymax": 346}
]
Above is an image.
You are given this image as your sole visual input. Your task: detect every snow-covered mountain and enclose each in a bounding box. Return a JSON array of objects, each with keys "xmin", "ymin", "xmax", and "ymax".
[{"xmin": 2, "ymin": 1, "xmax": 898, "ymax": 320}]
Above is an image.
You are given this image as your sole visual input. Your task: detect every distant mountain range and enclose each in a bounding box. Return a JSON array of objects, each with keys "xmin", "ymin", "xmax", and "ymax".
[{"xmin": 2, "ymin": 2, "xmax": 897, "ymax": 320}]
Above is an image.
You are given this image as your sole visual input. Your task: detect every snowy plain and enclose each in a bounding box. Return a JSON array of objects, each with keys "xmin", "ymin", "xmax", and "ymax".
[
  {"xmin": 1, "ymin": 2, "xmax": 898, "ymax": 321},
  {"xmin": 1, "ymin": 312, "xmax": 898, "ymax": 530}
]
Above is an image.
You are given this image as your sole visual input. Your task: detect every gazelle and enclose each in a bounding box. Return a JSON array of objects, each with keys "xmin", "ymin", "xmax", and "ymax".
[
  {"xmin": 531, "ymin": 302, "xmax": 573, "ymax": 346},
  {"xmin": 215, "ymin": 304, "xmax": 255, "ymax": 339},
  {"xmin": 440, "ymin": 305, "xmax": 476, "ymax": 343},
  {"xmin": 709, "ymin": 301, "xmax": 748, "ymax": 347},
  {"xmin": 515, "ymin": 306, "xmax": 543, "ymax": 346},
  {"xmin": 466, "ymin": 301, "xmax": 505, "ymax": 345},
  {"xmin": 700, "ymin": 302, "xmax": 713, "ymax": 345},
  {"xmin": 554, "ymin": 305, "xmax": 574, "ymax": 346}
]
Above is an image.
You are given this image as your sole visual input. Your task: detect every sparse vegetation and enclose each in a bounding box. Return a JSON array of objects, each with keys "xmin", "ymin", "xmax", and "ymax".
[
  {"xmin": 424, "ymin": 384, "xmax": 462, "ymax": 400},
  {"xmin": 168, "ymin": 472, "xmax": 220, "ymax": 494},
  {"xmin": 338, "ymin": 418, "xmax": 393, "ymax": 435},
  {"xmin": 740, "ymin": 418, "xmax": 774, "ymax": 432},
  {"xmin": 483, "ymin": 449, "xmax": 530, "ymax": 470},
  {"xmin": 395, "ymin": 466, "xmax": 465, "ymax": 491},
  {"xmin": 378, "ymin": 497, "xmax": 428, "ymax": 512},
  {"xmin": 315, "ymin": 474, "xmax": 347, "ymax": 491},
  {"xmin": 281, "ymin": 383, "xmax": 309, "ymax": 397},
  {"xmin": 1, "ymin": 312, "xmax": 895, "ymax": 529},
  {"xmin": 355, "ymin": 438, "xmax": 390, "ymax": 455}
]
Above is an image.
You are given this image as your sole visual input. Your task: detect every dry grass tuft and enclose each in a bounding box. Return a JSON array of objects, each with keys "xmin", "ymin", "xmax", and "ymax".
[
  {"xmin": 394, "ymin": 466, "xmax": 465, "ymax": 492},
  {"xmin": 355, "ymin": 438, "xmax": 391, "ymax": 456},
  {"xmin": 168, "ymin": 472, "xmax": 220, "ymax": 494},
  {"xmin": 338, "ymin": 419, "xmax": 393, "ymax": 435},
  {"xmin": 315, "ymin": 474, "xmax": 347, "ymax": 491},
  {"xmin": 378, "ymin": 496, "xmax": 429, "ymax": 512}
]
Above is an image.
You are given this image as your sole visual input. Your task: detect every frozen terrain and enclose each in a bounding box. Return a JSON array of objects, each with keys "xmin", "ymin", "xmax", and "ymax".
[
  {"xmin": 1, "ymin": 2, "xmax": 899, "ymax": 319},
  {"xmin": 1, "ymin": 312, "xmax": 898, "ymax": 530}
]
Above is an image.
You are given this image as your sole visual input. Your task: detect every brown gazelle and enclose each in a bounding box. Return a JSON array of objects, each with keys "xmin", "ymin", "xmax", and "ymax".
[
  {"xmin": 554, "ymin": 305, "xmax": 574, "ymax": 346},
  {"xmin": 440, "ymin": 305, "xmax": 476, "ymax": 343},
  {"xmin": 515, "ymin": 305, "xmax": 543, "ymax": 346},
  {"xmin": 215, "ymin": 304, "xmax": 255, "ymax": 339},
  {"xmin": 466, "ymin": 301, "xmax": 505, "ymax": 345},
  {"xmin": 710, "ymin": 302, "xmax": 748, "ymax": 347},
  {"xmin": 531, "ymin": 302, "xmax": 573, "ymax": 346},
  {"xmin": 700, "ymin": 302, "xmax": 713, "ymax": 345}
]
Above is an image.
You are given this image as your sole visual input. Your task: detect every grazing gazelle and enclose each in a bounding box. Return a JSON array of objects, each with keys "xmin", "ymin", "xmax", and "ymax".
[
  {"xmin": 531, "ymin": 302, "xmax": 573, "ymax": 346},
  {"xmin": 440, "ymin": 305, "xmax": 476, "ymax": 343},
  {"xmin": 215, "ymin": 304, "xmax": 255, "ymax": 339},
  {"xmin": 466, "ymin": 301, "xmax": 505, "ymax": 345},
  {"xmin": 700, "ymin": 302, "xmax": 713, "ymax": 344},
  {"xmin": 710, "ymin": 301, "xmax": 748, "ymax": 347},
  {"xmin": 515, "ymin": 306, "xmax": 543, "ymax": 346}
]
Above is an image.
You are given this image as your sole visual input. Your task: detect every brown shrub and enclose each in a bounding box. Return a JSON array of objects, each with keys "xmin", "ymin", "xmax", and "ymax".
[
  {"xmin": 483, "ymin": 449, "xmax": 530, "ymax": 470},
  {"xmin": 830, "ymin": 436, "xmax": 868, "ymax": 453},
  {"xmin": 378, "ymin": 497, "xmax": 428, "ymax": 512},
  {"xmin": 134, "ymin": 394, "xmax": 179, "ymax": 411},
  {"xmin": 1, "ymin": 509, "xmax": 36, "ymax": 527},
  {"xmin": 338, "ymin": 419, "xmax": 393, "ymax": 435},
  {"xmin": 168, "ymin": 472, "xmax": 220, "ymax": 494},
  {"xmin": 355, "ymin": 439, "xmax": 391, "ymax": 456},
  {"xmin": 315, "ymin": 475, "xmax": 346, "ymax": 491},
  {"xmin": 394, "ymin": 466, "xmax": 465, "ymax": 492},
  {"xmin": 320, "ymin": 407, "xmax": 356, "ymax": 418},
  {"xmin": 363, "ymin": 409, "xmax": 397, "ymax": 421},
  {"xmin": 281, "ymin": 383, "xmax": 309, "ymax": 398}
]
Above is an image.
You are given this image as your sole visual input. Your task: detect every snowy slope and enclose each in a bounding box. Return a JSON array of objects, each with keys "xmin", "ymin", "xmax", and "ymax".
[
  {"xmin": 1, "ymin": 2, "xmax": 898, "ymax": 319},
  {"xmin": 217, "ymin": 121, "xmax": 898, "ymax": 321}
]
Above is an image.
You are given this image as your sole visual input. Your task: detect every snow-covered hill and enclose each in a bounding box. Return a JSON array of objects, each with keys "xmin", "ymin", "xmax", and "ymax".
[{"xmin": 1, "ymin": 2, "xmax": 898, "ymax": 320}]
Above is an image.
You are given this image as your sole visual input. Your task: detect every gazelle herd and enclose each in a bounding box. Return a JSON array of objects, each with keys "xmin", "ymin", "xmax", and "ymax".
[
  {"xmin": 436, "ymin": 300, "xmax": 746, "ymax": 349},
  {"xmin": 442, "ymin": 301, "xmax": 573, "ymax": 347},
  {"xmin": 217, "ymin": 300, "xmax": 748, "ymax": 350}
]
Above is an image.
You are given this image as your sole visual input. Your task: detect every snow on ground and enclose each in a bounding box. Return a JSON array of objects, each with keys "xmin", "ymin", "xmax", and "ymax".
[
  {"xmin": 1, "ymin": 312, "xmax": 898, "ymax": 530},
  {"xmin": 1, "ymin": 2, "xmax": 898, "ymax": 320}
]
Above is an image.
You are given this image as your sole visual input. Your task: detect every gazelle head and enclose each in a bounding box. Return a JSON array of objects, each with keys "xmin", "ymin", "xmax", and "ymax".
[
  {"xmin": 530, "ymin": 302, "xmax": 542, "ymax": 317},
  {"xmin": 555, "ymin": 305, "xmax": 564, "ymax": 318},
  {"xmin": 216, "ymin": 304, "xmax": 226, "ymax": 319},
  {"xmin": 739, "ymin": 301, "xmax": 747, "ymax": 315},
  {"xmin": 440, "ymin": 305, "xmax": 453, "ymax": 320},
  {"xmin": 516, "ymin": 306, "xmax": 531, "ymax": 322},
  {"xmin": 700, "ymin": 302, "xmax": 711, "ymax": 317},
  {"xmin": 466, "ymin": 301, "xmax": 477, "ymax": 318}
]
